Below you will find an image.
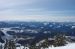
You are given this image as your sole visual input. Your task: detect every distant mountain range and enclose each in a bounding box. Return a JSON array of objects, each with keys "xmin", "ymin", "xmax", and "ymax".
[{"xmin": 0, "ymin": 21, "xmax": 75, "ymax": 45}]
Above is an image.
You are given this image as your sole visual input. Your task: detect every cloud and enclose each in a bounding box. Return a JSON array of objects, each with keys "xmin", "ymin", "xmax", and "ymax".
[
  {"xmin": 0, "ymin": 15, "xmax": 75, "ymax": 22},
  {"xmin": 0, "ymin": 0, "xmax": 36, "ymax": 10},
  {"xmin": 0, "ymin": 0, "xmax": 75, "ymax": 22}
]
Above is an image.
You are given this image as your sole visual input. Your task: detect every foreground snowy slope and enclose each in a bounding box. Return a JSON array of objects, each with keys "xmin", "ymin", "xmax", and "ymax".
[
  {"xmin": 49, "ymin": 43, "xmax": 75, "ymax": 49},
  {"xmin": 16, "ymin": 43, "xmax": 75, "ymax": 49}
]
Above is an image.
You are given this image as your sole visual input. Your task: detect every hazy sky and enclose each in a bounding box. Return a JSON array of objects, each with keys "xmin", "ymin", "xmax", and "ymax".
[{"xmin": 0, "ymin": 0, "xmax": 75, "ymax": 22}]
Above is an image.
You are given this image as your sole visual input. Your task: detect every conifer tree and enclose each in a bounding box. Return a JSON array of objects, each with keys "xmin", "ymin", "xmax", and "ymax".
[
  {"xmin": 41, "ymin": 38, "xmax": 49, "ymax": 48},
  {"xmin": 54, "ymin": 34, "xmax": 66, "ymax": 47}
]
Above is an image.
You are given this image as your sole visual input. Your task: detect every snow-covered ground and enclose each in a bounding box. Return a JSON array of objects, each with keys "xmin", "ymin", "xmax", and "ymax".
[
  {"xmin": 1, "ymin": 30, "xmax": 13, "ymax": 41},
  {"xmin": 49, "ymin": 43, "xmax": 75, "ymax": 49},
  {"xmin": 16, "ymin": 43, "xmax": 75, "ymax": 49},
  {"xmin": 1, "ymin": 43, "xmax": 75, "ymax": 49},
  {"xmin": 16, "ymin": 46, "xmax": 24, "ymax": 49}
]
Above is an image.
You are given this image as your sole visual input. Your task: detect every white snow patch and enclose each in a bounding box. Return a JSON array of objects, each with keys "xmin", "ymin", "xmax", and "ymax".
[{"xmin": 49, "ymin": 43, "xmax": 75, "ymax": 49}]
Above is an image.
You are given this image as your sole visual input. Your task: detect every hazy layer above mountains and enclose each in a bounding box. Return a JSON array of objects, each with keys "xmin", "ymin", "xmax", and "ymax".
[{"xmin": 0, "ymin": 16, "xmax": 75, "ymax": 22}]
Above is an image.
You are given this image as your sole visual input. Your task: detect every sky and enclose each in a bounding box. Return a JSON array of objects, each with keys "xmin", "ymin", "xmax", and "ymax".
[{"xmin": 0, "ymin": 0, "xmax": 75, "ymax": 22}]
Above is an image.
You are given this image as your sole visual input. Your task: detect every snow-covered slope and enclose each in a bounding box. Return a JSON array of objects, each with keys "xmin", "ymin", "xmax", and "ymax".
[
  {"xmin": 16, "ymin": 43, "xmax": 75, "ymax": 49},
  {"xmin": 1, "ymin": 30, "xmax": 13, "ymax": 41},
  {"xmin": 49, "ymin": 43, "xmax": 75, "ymax": 49}
]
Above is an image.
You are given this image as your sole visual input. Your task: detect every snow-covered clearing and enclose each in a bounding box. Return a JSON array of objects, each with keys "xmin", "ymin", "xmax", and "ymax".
[
  {"xmin": 49, "ymin": 43, "xmax": 75, "ymax": 49},
  {"xmin": 16, "ymin": 43, "xmax": 75, "ymax": 49}
]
